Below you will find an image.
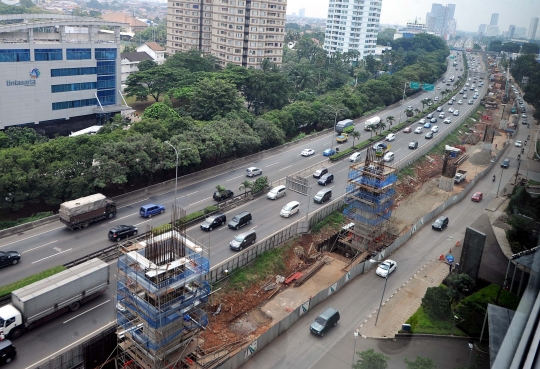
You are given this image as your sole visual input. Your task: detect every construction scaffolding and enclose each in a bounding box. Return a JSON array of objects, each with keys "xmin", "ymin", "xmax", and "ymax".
[
  {"xmin": 117, "ymin": 207, "xmax": 211, "ymax": 369},
  {"xmin": 336, "ymin": 147, "xmax": 397, "ymax": 262}
]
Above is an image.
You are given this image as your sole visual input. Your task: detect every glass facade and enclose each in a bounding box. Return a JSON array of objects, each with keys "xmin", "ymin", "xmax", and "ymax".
[
  {"xmin": 95, "ymin": 48, "xmax": 117, "ymax": 106},
  {"xmin": 52, "ymin": 98, "xmax": 98, "ymax": 111},
  {"xmin": 51, "ymin": 82, "xmax": 97, "ymax": 93},
  {"xmin": 51, "ymin": 67, "xmax": 97, "ymax": 77},
  {"xmin": 95, "ymin": 48, "xmax": 117, "ymax": 60},
  {"xmin": 66, "ymin": 48, "xmax": 91, "ymax": 60},
  {"xmin": 0, "ymin": 49, "xmax": 30, "ymax": 62},
  {"xmin": 35, "ymin": 49, "xmax": 63, "ymax": 61}
]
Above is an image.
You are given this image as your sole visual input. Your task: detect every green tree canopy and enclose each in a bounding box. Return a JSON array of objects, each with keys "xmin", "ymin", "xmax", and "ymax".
[
  {"xmin": 404, "ymin": 356, "xmax": 437, "ymax": 369},
  {"xmin": 354, "ymin": 349, "xmax": 390, "ymax": 369},
  {"xmin": 189, "ymin": 78, "xmax": 244, "ymax": 120}
]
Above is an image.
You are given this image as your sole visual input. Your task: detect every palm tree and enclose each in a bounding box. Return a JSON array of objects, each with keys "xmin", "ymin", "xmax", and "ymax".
[
  {"xmin": 386, "ymin": 116, "xmax": 395, "ymax": 127},
  {"xmin": 216, "ymin": 185, "xmax": 227, "ymax": 195},
  {"xmin": 377, "ymin": 121, "xmax": 387, "ymax": 135},
  {"xmin": 414, "ymin": 108, "xmax": 421, "ymax": 116},
  {"xmin": 421, "ymin": 98, "xmax": 428, "ymax": 111},
  {"xmin": 239, "ymin": 180, "xmax": 253, "ymax": 196},
  {"xmin": 350, "ymin": 130, "xmax": 361, "ymax": 147}
]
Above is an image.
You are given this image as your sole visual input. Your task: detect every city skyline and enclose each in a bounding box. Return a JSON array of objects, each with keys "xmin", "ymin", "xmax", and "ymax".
[{"xmin": 287, "ymin": 0, "xmax": 540, "ymax": 33}]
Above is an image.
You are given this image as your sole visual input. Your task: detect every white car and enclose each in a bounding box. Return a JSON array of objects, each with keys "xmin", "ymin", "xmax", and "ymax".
[
  {"xmin": 452, "ymin": 96, "xmax": 457, "ymax": 101},
  {"xmin": 453, "ymin": 110, "xmax": 460, "ymax": 116},
  {"xmin": 383, "ymin": 152, "xmax": 394, "ymax": 162},
  {"xmin": 434, "ymin": 97, "xmax": 439, "ymax": 101},
  {"xmin": 443, "ymin": 117, "xmax": 452, "ymax": 124},
  {"xmin": 349, "ymin": 152, "xmax": 362, "ymax": 162},
  {"xmin": 448, "ymin": 107, "xmax": 454, "ymax": 113},
  {"xmin": 414, "ymin": 127, "xmax": 423, "ymax": 134},
  {"xmin": 246, "ymin": 167, "xmax": 262, "ymax": 177},
  {"xmin": 385, "ymin": 133, "xmax": 396, "ymax": 141},
  {"xmin": 376, "ymin": 259, "xmax": 397, "ymax": 278},
  {"xmin": 437, "ymin": 86, "xmax": 441, "ymax": 90},
  {"xmin": 515, "ymin": 140, "xmax": 523, "ymax": 147},
  {"xmin": 267, "ymin": 185, "xmax": 286, "ymax": 200},
  {"xmin": 438, "ymin": 113, "xmax": 445, "ymax": 119},
  {"xmin": 280, "ymin": 201, "xmax": 300, "ymax": 218},
  {"xmin": 419, "ymin": 118, "xmax": 426, "ymax": 124},
  {"xmin": 301, "ymin": 149, "xmax": 315, "ymax": 157},
  {"xmin": 458, "ymin": 100, "xmax": 463, "ymax": 105},
  {"xmin": 437, "ymin": 107, "xmax": 443, "ymax": 112},
  {"xmin": 431, "ymin": 126, "xmax": 439, "ymax": 133}
]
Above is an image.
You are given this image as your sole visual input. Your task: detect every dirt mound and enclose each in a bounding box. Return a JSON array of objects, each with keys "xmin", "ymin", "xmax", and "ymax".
[{"xmin": 469, "ymin": 148, "xmax": 494, "ymax": 166}]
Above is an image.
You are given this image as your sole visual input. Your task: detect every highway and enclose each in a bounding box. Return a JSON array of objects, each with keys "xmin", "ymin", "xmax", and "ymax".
[{"xmin": 1, "ymin": 51, "xmax": 486, "ymax": 368}]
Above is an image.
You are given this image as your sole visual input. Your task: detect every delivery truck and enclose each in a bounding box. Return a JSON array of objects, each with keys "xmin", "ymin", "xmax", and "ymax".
[
  {"xmin": 454, "ymin": 169, "xmax": 467, "ymax": 184},
  {"xmin": 364, "ymin": 116, "xmax": 381, "ymax": 131},
  {"xmin": 59, "ymin": 193, "xmax": 117, "ymax": 230},
  {"xmin": 0, "ymin": 258, "xmax": 109, "ymax": 339}
]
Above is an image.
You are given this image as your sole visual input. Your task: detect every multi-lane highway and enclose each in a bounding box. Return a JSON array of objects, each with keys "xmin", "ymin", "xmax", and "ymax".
[{"xmin": 1, "ymin": 51, "xmax": 483, "ymax": 368}]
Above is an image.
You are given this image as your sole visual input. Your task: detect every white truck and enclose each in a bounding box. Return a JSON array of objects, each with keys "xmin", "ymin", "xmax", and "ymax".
[
  {"xmin": 364, "ymin": 116, "xmax": 381, "ymax": 131},
  {"xmin": 0, "ymin": 258, "xmax": 109, "ymax": 339},
  {"xmin": 454, "ymin": 169, "xmax": 467, "ymax": 184}
]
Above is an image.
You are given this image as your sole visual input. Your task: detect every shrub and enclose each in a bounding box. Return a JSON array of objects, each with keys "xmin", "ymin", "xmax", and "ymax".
[{"xmin": 422, "ymin": 285, "xmax": 452, "ymax": 319}]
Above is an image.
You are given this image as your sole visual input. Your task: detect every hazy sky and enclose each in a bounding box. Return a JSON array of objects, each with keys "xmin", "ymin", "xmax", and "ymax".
[{"xmin": 287, "ymin": 0, "xmax": 540, "ymax": 33}]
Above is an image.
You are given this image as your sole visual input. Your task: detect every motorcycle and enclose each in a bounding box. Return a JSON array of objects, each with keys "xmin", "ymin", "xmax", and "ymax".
[
  {"xmin": 493, "ymin": 175, "xmax": 496, "ymax": 182},
  {"xmin": 522, "ymin": 148, "xmax": 525, "ymax": 154}
]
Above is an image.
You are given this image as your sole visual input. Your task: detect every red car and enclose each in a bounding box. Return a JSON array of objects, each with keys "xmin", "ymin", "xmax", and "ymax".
[
  {"xmin": 403, "ymin": 127, "xmax": 412, "ymax": 133},
  {"xmin": 471, "ymin": 192, "xmax": 483, "ymax": 202}
]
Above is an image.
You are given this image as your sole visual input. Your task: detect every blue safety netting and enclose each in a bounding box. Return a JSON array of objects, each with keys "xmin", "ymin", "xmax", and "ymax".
[
  {"xmin": 347, "ymin": 168, "xmax": 398, "ymax": 190},
  {"xmin": 343, "ymin": 197, "xmax": 394, "ymax": 214},
  {"xmin": 343, "ymin": 205, "xmax": 392, "ymax": 226},
  {"xmin": 344, "ymin": 188, "xmax": 396, "ymax": 205}
]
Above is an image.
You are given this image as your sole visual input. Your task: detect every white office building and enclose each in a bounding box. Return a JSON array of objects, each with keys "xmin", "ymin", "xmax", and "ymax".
[
  {"xmin": 323, "ymin": 0, "xmax": 382, "ymax": 57},
  {"xmin": 0, "ymin": 14, "xmax": 130, "ymax": 136}
]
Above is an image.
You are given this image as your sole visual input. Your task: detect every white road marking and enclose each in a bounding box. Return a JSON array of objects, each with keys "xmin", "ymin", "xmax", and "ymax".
[
  {"xmin": 178, "ymin": 191, "xmax": 198, "ymax": 199},
  {"xmin": 266, "ymin": 162, "xmax": 279, "ymax": 167},
  {"xmin": 32, "ymin": 248, "xmax": 72, "ymax": 264},
  {"xmin": 134, "ymin": 220, "xmax": 151, "ymax": 226},
  {"xmin": 226, "ymin": 175, "xmax": 243, "ymax": 182},
  {"xmin": 110, "ymin": 213, "xmax": 138, "ymax": 222},
  {"xmin": 120, "ymin": 198, "xmax": 149, "ymax": 208},
  {"xmin": 23, "ymin": 240, "xmax": 58, "ymax": 253},
  {"xmin": 187, "ymin": 197, "xmax": 212, "ymax": 207},
  {"xmin": 279, "ymin": 165, "xmax": 293, "ymax": 171},
  {"xmin": 0, "ymin": 226, "xmax": 64, "ymax": 248},
  {"xmin": 63, "ymin": 300, "xmax": 111, "ymax": 324}
]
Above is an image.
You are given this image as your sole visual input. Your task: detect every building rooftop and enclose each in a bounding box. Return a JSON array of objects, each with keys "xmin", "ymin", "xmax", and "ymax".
[
  {"xmin": 102, "ymin": 12, "xmax": 148, "ymax": 28},
  {"xmin": 143, "ymin": 41, "xmax": 164, "ymax": 51},
  {"xmin": 121, "ymin": 52, "xmax": 153, "ymax": 62}
]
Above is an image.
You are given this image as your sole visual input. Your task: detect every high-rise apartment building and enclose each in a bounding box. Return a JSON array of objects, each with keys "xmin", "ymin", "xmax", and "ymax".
[
  {"xmin": 426, "ymin": 3, "xmax": 455, "ymax": 37},
  {"xmin": 529, "ymin": 17, "xmax": 539, "ymax": 40},
  {"xmin": 514, "ymin": 27, "xmax": 527, "ymax": 38},
  {"xmin": 490, "ymin": 13, "xmax": 498, "ymax": 26},
  {"xmin": 299, "ymin": 8, "xmax": 305, "ymax": 17},
  {"xmin": 508, "ymin": 24, "xmax": 515, "ymax": 38},
  {"xmin": 478, "ymin": 24, "xmax": 487, "ymax": 35},
  {"xmin": 323, "ymin": 0, "xmax": 381, "ymax": 57},
  {"xmin": 167, "ymin": 0, "xmax": 286, "ymax": 68}
]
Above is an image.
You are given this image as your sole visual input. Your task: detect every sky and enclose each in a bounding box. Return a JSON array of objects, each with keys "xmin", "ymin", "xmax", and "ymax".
[{"xmin": 287, "ymin": 0, "xmax": 540, "ymax": 33}]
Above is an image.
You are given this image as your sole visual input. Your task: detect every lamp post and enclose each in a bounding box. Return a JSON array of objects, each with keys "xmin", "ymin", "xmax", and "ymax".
[
  {"xmin": 165, "ymin": 142, "xmax": 191, "ymax": 208},
  {"xmin": 451, "ymin": 314, "xmax": 459, "ymax": 336},
  {"xmin": 496, "ymin": 168, "xmax": 504, "ymax": 198},
  {"xmin": 467, "ymin": 341, "xmax": 474, "ymax": 366},
  {"xmin": 398, "ymin": 82, "xmax": 407, "ymax": 124},
  {"xmin": 327, "ymin": 105, "xmax": 340, "ymax": 152},
  {"xmin": 351, "ymin": 330, "xmax": 359, "ymax": 368},
  {"xmin": 370, "ymin": 259, "xmax": 389, "ymax": 326}
]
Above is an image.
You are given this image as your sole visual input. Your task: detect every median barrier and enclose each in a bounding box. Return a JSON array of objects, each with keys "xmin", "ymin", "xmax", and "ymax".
[{"xmin": 0, "ymin": 214, "xmax": 60, "ymax": 239}]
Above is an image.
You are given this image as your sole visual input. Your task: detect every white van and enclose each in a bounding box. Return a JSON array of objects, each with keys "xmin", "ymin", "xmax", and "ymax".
[{"xmin": 349, "ymin": 152, "xmax": 362, "ymax": 162}]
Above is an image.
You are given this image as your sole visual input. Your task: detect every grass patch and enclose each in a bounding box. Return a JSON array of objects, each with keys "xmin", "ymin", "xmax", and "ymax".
[
  {"xmin": 405, "ymin": 306, "xmax": 467, "ymax": 336},
  {"xmin": 0, "ymin": 265, "xmax": 67, "ymax": 297},
  {"xmin": 528, "ymin": 179, "xmax": 540, "ymax": 186},
  {"xmin": 311, "ymin": 210, "xmax": 346, "ymax": 233},
  {"xmin": 291, "ymin": 132, "xmax": 307, "ymax": 142},
  {"xmin": 0, "ymin": 211, "xmax": 54, "ymax": 231},
  {"xmin": 398, "ymin": 165, "xmax": 415, "ymax": 180}
]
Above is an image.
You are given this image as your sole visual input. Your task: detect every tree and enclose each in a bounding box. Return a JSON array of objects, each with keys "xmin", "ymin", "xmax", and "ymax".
[
  {"xmin": 3, "ymin": 127, "xmax": 48, "ymax": 147},
  {"xmin": 445, "ymin": 273, "xmax": 475, "ymax": 304},
  {"xmin": 350, "ymin": 130, "xmax": 361, "ymax": 146},
  {"xmin": 165, "ymin": 49, "xmax": 219, "ymax": 72},
  {"xmin": 354, "ymin": 349, "xmax": 390, "ymax": 369},
  {"xmin": 421, "ymin": 98, "xmax": 429, "ymax": 111},
  {"xmin": 239, "ymin": 180, "xmax": 253, "ymax": 196},
  {"xmin": 252, "ymin": 119, "xmax": 286, "ymax": 149},
  {"xmin": 414, "ymin": 108, "xmax": 421, "ymax": 116},
  {"xmin": 189, "ymin": 78, "xmax": 244, "ymax": 120},
  {"xmin": 377, "ymin": 121, "xmax": 387, "ymax": 134},
  {"xmin": 422, "ymin": 286, "xmax": 452, "ymax": 319},
  {"xmin": 385, "ymin": 116, "xmax": 395, "ymax": 127},
  {"xmin": 404, "ymin": 356, "xmax": 437, "ymax": 369},
  {"xmin": 216, "ymin": 185, "xmax": 227, "ymax": 195},
  {"xmin": 124, "ymin": 65, "xmax": 183, "ymax": 102}
]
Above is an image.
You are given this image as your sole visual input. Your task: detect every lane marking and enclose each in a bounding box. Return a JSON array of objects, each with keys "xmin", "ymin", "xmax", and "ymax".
[
  {"xmin": 120, "ymin": 198, "xmax": 149, "ymax": 208},
  {"xmin": 110, "ymin": 213, "xmax": 138, "ymax": 222},
  {"xmin": 187, "ymin": 197, "xmax": 212, "ymax": 207},
  {"xmin": 134, "ymin": 220, "xmax": 151, "ymax": 226},
  {"xmin": 0, "ymin": 226, "xmax": 64, "ymax": 248},
  {"xmin": 178, "ymin": 191, "xmax": 198, "ymax": 199},
  {"xmin": 63, "ymin": 300, "xmax": 111, "ymax": 324},
  {"xmin": 279, "ymin": 165, "xmax": 293, "ymax": 171},
  {"xmin": 226, "ymin": 175, "xmax": 243, "ymax": 182},
  {"xmin": 32, "ymin": 248, "xmax": 73, "ymax": 264},
  {"xmin": 23, "ymin": 240, "xmax": 58, "ymax": 253},
  {"xmin": 266, "ymin": 162, "xmax": 279, "ymax": 167}
]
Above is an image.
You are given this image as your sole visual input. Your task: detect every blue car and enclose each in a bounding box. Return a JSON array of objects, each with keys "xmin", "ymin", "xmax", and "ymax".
[
  {"xmin": 423, "ymin": 122, "xmax": 432, "ymax": 128},
  {"xmin": 323, "ymin": 148, "xmax": 336, "ymax": 156},
  {"xmin": 139, "ymin": 204, "xmax": 165, "ymax": 218}
]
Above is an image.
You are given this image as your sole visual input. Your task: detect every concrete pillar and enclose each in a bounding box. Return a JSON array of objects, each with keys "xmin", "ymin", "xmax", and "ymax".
[
  {"xmin": 28, "ymin": 28, "xmax": 33, "ymax": 44},
  {"xmin": 438, "ymin": 175, "xmax": 454, "ymax": 192}
]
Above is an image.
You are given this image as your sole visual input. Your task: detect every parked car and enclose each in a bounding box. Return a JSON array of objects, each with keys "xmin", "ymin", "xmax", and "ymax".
[
  {"xmin": 501, "ymin": 159, "xmax": 510, "ymax": 168},
  {"xmin": 213, "ymin": 190, "xmax": 234, "ymax": 201},
  {"xmin": 318, "ymin": 173, "xmax": 334, "ymax": 186},
  {"xmin": 108, "ymin": 225, "xmax": 138, "ymax": 241},
  {"xmin": 408, "ymin": 140, "xmax": 418, "ymax": 149},
  {"xmin": 376, "ymin": 259, "xmax": 397, "ymax": 278},
  {"xmin": 310, "ymin": 308, "xmax": 340, "ymax": 337},
  {"xmin": 200, "ymin": 213, "xmax": 227, "ymax": 231},
  {"xmin": 0, "ymin": 251, "xmax": 21, "ymax": 268},
  {"xmin": 246, "ymin": 167, "xmax": 262, "ymax": 177},
  {"xmin": 471, "ymin": 192, "xmax": 483, "ymax": 202},
  {"xmin": 301, "ymin": 149, "xmax": 315, "ymax": 157},
  {"xmin": 280, "ymin": 201, "xmax": 301, "ymax": 218},
  {"xmin": 313, "ymin": 168, "xmax": 329, "ymax": 178},
  {"xmin": 432, "ymin": 216, "xmax": 449, "ymax": 231},
  {"xmin": 139, "ymin": 204, "xmax": 165, "ymax": 218},
  {"xmin": 267, "ymin": 185, "xmax": 286, "ymax": 200},
  {"xmin": 323, "ymin": 148, "xmax": 336, "ymax": 156}
]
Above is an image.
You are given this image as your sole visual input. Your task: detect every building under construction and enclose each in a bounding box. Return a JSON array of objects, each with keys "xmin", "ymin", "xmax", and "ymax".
[
  {"xmin": 117, "ymin": 208, "xmax": 211, "ymax": 369},
  {"xmin": 336, "ymin": 147, "xmax": 398, "ymax": 261}
]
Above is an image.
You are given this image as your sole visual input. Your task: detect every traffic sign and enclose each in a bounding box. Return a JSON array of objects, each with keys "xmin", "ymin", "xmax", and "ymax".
[
  {"xmin": 409, "ymin": 82, "xmax": 420, "ymax": 89},
  {"xmin": 423, "ymin": 83, "xmax": 435, "ymax": 91}
]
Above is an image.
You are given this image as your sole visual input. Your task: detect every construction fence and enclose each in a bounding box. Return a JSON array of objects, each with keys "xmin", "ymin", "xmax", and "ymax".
[{"xmin": 216, "ymin": 142, "xmax": 510, "ymax": 369}]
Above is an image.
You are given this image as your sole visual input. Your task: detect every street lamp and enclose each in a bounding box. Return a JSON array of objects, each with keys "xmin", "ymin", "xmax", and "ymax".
[
  {"xmin": 451, "ymin": 314, "xmax": 459, "ymax": 336},
  {"xmin": 370, "ymin": 259, "xmax": 389, "ymax": 326},
  {"xmin": 351, "ymin": 330, "xmax": 359, "ymax": 368},
  {"xmin": 165, "ymin": 141, "xmax": 191, "ymax": 208},
  {"xmin": 327, "ymin": 105, "xmax": 341, "ymax": 152},
  {"xmin": 467, "ymin": 340, "xmax": 474, "ymax": 366}
]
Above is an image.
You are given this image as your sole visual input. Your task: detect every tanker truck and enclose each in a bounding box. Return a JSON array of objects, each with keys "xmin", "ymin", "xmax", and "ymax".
[
  {"xmin": 59, "ymin": 193, "xmax": 117, "ymax": 230},
  {"xmin": 0, "ymin": 258, "xmax": 109, "ymax": 339},
  {"xmin": 364, "ymin": 116, "xmax": 381, "ymax": 131}
]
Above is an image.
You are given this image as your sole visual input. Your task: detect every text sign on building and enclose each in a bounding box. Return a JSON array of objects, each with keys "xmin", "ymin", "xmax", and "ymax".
[{"xmin": 6, "ymin": 68, "xmax": 40, "ymax": 87}]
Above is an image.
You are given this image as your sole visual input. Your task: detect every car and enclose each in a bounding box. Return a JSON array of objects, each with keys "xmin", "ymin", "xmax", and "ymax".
[
  {"xmin": 431, "ymin": 126, "xmax": 439, "ymax": 133},
  {"xmin": 458, "ymin": 100, "xmax": 463, "ymax": 105},
  {"xmin": 200, "ymin": 213, "xmax": 227, "ymax": 231},
  {"xmin": 229, "ymin": 230, "xmax": 257, "ymax": 251},
  {"xmin": 427, "ymin": 101, "xmax": 433, "ymax": 106},
  {"xmin": 280, "ymin": 201, "xmax": 300, "ymax": 218},
  {"xmin": 426, "ymin": 113, "xmax": 433, "ymax": 119},
  {"xmin": 372, "ymin": 142, "xmax": 388, "ymax": 151},
  {"xmin": 501, "ymin": 159, "xmax": 510, "ymax": 168},
  {"xmin": 468, "ymin": 99, "xmax": 474, "ymax": 105},
  {"xmin": 463, "ymin": 94, "xmax": 467, "ymax": 99},
  {"xmin": 0, "ymin": 250, "xmax": 21, "ymax": 268},
  {"xmin": 515, "ymin": 140, "xmax": 523, "ymax": 147},
  {"xmin": 414, "ymin": 127, "xmax": 423, "ymax": 134},
  {"xmin": 213, "ymin": 189, "xmax": 234, "ymax": 201},
  {"xmin": 403, "ymin": 126, "xmax": 412, "ymax": 133},
  {"xmin": 424, "ymin": 122, "xmax": 431, "ymax": 128},
  {"xmin": 376, "ymin": 259, "xmax": 397, "ymax": 277},
  {"xmin": 448, "ymin": 108, "xmax": 454, "ymax": 113},
  {"xmin": 301, "ymin": 149, "xmax": 315, "ymax": 156},
  {"xmin": 452, "ymin": 96, "xmax": 457, "ymax": 101},
  {"xmin": 318, "ymin": 173, "xmax": 334, "ymax": 185},
  {"xmin": 434, "ymin": 97, "xmax": 439, "ymax": 101},
  {"xmin": 419, "ymin": 118, "xmax": 426, "ymax": 124},
  {"xmin": 313, "ymin": 168, "xmax": 329, "ymax": 178},
  {"xmin": 473, "ymin": 95, "xmax": 478, "ymax": 99},
  {"xmin": 475, "ymin": 89, "xmax": 479, "ymax": 92},
  {"xmin": 430, "ymin": 117, "xmax": 437, "ymax": 123},
  {"xmin": 108, "ymin": 225, "xmax": 138, "ymax": 241},
  {"xmin": 438, "ymin": 113, "xmax": 445, "ymax": 119},
  {"xmin": 383, "ymin": 152, "xmax": 394, "ymax": 162},
  {"xmin": 408, "ymin": 140, "xmax": 418, "ymax": 149},
  {"xmin": 443, "ymin": 117, "xmax": 452, "ymax": 124},
  {"xmin": 425, "ymin": 131, "xmax": 434, "ymax": 139},
  {"xmin": 323, "ymin": 148, "xmax": 336, "ymax": 156},
  {"xmin": 246, "ymin": 167, "xmax": 262, "ymax": 177},
  {"xmin": 448, "ymin": 100, "xmax": 453, "ymax": 105},
  {"xmin": 437, "ymin": 86, "xmax": 441, "ymax": 90},
  {"xmin": 523, "ymin": 119, "xmax": 528, "ymax": 125},
  {"xmin": 0, "ymin": 340, "xmax": 17, "ymax": 365},
  {"xmin": 432, "ymin": 216, "xmax": 449, "ymax": 231},
  {"xmin": 267, "ymin": 185, "xmax": 286, "ymax": 200},
  {"xmin": 139, "ymin": 204, "xmax": 165, "ymax": 218},
  {"xmin": 310, "ymin": 307, "xmax": 340, "ymax": 337},
  {"xmin": 453, "ymin": 110, "xmax": 460, "ymax": 116},
  {"xmin": 406, "ymin": 105, "xmax": 413, "ymax": 111},
  {"xmin": 522, "ymin": 113, "xmax": 527, "ymax": 118},
  {"xmin": 471, "ymin": 192, "xmax": 483, "ymax": 202},
  {"xmin": 385, "ymin": 133, "xmax": 396, "ymax": 141},
  {"xmin": 349, "ymin": 152, "xmax": 362, "ymax": 162},
  {"xmin": 437, "ymin": 107, "xmax": 443, "ymax": 112},
  {"xmin": 459, "ymin": 90, "xmax": 464, "ymax": 94},
  {"xmin": 228, "ymin": 211, "xmax": 252, "ymax": 229},
  {"xmin": 465, "ymin": 83, "xmax": 470, "ymax": 87}
]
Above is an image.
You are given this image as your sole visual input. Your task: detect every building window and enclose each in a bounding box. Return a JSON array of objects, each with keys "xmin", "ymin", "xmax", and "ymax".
[
  {"xmin": 51, "ymin": 82, "xmax": 97, "ymax": 93},
  {"xmin": 35, "ymin": 49, "xmax": 63, "ymax": 61},
  {"xmin": 52, "ymin": 98, "xmax": 98, "ymax": 110},
  {"xmin": 66, "ymin": 48, "xmax": 91, "ymax": 60},
  {"xmin": 97, "ymin": 89, "xmax": 116, "ymax": 106},
  {"xmin": 0, "ymin": 49, "xmax": 30, "ymax": 62},
  {"xmin": 97, "ymin": 75, "xmax": 115, "ymax": 90},
  {"xmin": 95, "ymin": 48, "xmax": 117, "ymax": 60},
  {"xmin": 51, "ymin": 67, "xmax": 97, "ymax": 77},
  {"xmin": 97, "ymin": 61, "xmax": 116, "ymax": 75}
]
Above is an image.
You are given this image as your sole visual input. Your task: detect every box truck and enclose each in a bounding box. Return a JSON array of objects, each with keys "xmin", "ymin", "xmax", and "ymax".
[{"xmin": 59, "ymin": 193, "xmax": 117, "ymax": 230}]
